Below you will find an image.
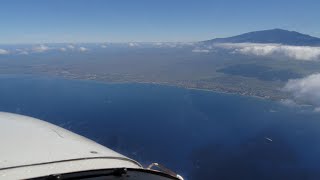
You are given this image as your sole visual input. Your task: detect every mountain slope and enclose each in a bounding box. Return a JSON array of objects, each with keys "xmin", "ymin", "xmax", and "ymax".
[{"xmin": 203, "ymin": 29, "xmax": 320, "ymax": 46}]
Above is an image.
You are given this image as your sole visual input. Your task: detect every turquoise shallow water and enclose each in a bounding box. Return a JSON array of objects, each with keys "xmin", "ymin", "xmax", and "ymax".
[{"xmin": 0, "ymin": 75, "xmax": 320, "ymax": 180}]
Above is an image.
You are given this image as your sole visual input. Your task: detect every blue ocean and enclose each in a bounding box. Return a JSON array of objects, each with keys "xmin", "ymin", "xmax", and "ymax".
[{"xmin": 1, "ymin": 75, "xmax": 320, "ymax": 180}]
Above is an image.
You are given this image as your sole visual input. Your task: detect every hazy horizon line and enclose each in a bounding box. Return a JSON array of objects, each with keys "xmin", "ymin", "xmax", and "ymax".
[{"xmin": 0, "ymin": 28, "xmax": 319, "ymax": 45}]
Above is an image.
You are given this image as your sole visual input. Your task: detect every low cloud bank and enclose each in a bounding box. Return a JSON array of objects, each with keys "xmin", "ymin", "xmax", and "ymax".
[
  {"xmin": 284, "ymin": 73, "xmax": 320, "ymax": 111},
  {"xmin": 12, "ymin": 44, "xmax": 90, "ymax": 54},
  {"xmin": 32, "ymin": 45, "xmax": 50, "ymax": 53},
  {"xmin": 0, "ymin": 49, "xmax": 9, "ymax": 54},
  {"xmin": 192, "ymin": 48, "xmax": 210, "ymax": 53},
  {"xmin": 67, "ymin": 45, "xmax": 75, "ymax": 49},
  {"xmin": 215, "ymin": 43, "xmax": 320, "ymax": 61},
  {"xmin": 79, "ymin": 47, "xmax": 88, "ymax": 52},
  {"xmin": 150, "ymin": 42, "xmax": 194, "ymax": 48},
  {"xmin": 128, "ymin": 42, "xmax": 139, "ymax": 47}
]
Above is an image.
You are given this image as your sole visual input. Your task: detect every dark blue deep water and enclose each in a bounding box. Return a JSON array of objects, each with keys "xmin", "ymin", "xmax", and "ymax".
[{"xmin": 1, "ymin": 75, "xmax": 320, "ymax": 180}]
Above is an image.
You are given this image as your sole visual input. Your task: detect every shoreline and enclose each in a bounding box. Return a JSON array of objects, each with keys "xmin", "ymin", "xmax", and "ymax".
[{"xmin": 0, "ymin": 73, "xmax": 278, "ymax": 102}]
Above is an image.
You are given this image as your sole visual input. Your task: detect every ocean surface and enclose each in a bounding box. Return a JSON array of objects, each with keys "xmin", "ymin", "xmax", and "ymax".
[{"xmin": 1, "ymin": 75, "xmax": 320, "ymax": 180}]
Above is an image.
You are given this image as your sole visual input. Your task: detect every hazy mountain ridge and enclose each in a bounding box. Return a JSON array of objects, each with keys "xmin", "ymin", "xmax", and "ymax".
[{"xmin": 203, "ymin": 29, "xmax": 320, "ymax": 46}]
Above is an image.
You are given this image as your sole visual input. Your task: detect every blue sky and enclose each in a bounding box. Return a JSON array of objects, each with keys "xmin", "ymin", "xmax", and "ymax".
[{"xmin": 0, "ymin": 0, "xmax": 319, "ymax": 43}]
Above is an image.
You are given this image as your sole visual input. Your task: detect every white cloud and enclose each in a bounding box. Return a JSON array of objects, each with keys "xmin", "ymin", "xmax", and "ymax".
[
  {"xmin": 192, "ymin": 48, "xmax": 210, "ymax": 53},
  {"xmin": 214, "ymin": 43, "xmax": 320, "ymax": 61},
  {"xmin": 101, "ymin": 44, "xmax": 107, "ymax": 48},
  {"xmin": 162, "ymin": 42, "xmax": 195, "ymax": 48},
  {"xmin": 79, "ymin": 47, "xmax": 88, "ymax": 52},
  {"xmin": 153, "ymin": 42, "xmax": 163, "ymax": 46},
  {"xmin": 67, "ymin": 45, "xmax": 75, "ymax": 49},
  {"xmin": 15, "ymin": 49, "xmax": 29, "ymax": 55},
  {"xmin": 166, "ymin": 43, "xmax": 178, "ymax": 48},
  {"xmin": 32, "ymin": 45, "xmax": 50, "ymax": 53},
  {"xmin": 128, "ymin": 42, "xmax": 139, "ymax": 47},
  {"xmin": 280, "ymin": 99, "xmax": 299, "ymax": 107},
  {"xmin": 284, "ymin": 73, "xmax": 320, "ymax": 111},
  {"xmin": 150, "ymin": 42, "xmax": 194, "ymax": 48},
  {"xmin": 181, "ymin": 42, "xmax": 195, "ymax": 46},
  {"xmin": 0, "ymin": 49, "xmax": 9, "ymax": 55},
  {"xmin": 157, "ymin": 42, "xmax": 177, "ymax": 48}
]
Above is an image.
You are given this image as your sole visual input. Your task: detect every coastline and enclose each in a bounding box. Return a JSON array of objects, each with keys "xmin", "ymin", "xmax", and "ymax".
[
  {"xmin": 0, "ymin": 74, "xmax": 311, "ymax": 108},
  {"xmin": 0, "ymin": 73, "xmax": 280, "ymax": 102},
  {"xmin": 0, "ymin": 73, "xmax": 314, "ymax": 110}
]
